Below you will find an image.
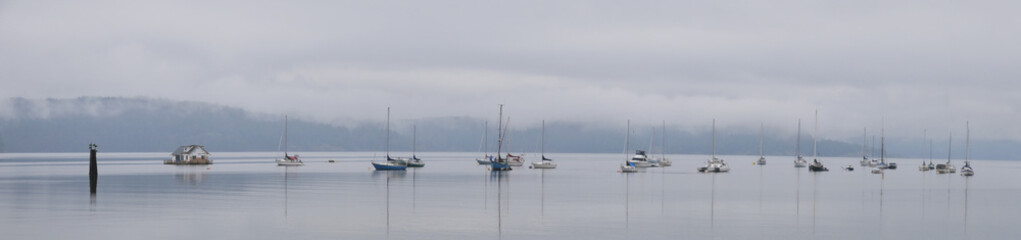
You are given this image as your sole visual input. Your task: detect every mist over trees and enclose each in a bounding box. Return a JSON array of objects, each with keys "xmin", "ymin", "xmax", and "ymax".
[{"xmin": 0, "ymin": 97, "xmax": 1015, "ymax": 160}]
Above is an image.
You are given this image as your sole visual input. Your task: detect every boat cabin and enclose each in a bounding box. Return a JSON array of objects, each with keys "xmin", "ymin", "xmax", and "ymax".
[{"xmin": 166, "ymin": 145, "xmax": 212, "ymax": 165}]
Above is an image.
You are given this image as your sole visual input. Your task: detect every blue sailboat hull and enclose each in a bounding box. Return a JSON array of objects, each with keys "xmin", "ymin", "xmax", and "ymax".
[
  {"xmin": 490, "ymin": 161, "xmax": 512, "ymax": 171},
  {"xmin": 372, "ymin": 162, "xmax": 407, "ymax": 171}
]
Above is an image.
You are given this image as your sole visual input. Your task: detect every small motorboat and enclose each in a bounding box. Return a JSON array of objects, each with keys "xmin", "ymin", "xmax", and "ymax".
[{"xmin": 844, "ymin": 165, "xmax": 854, "ymax": 171}]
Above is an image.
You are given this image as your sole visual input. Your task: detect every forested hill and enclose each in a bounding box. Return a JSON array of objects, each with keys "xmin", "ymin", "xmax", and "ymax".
[{"xmin": 0, "ymin": 97, "xmax": 1015, "ymax": 160}]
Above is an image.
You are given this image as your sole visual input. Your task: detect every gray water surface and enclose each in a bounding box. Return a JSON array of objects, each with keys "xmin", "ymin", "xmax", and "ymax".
[{"xmin": 0, "ymin": 152, "xmax": 1016, "ymax": 239}]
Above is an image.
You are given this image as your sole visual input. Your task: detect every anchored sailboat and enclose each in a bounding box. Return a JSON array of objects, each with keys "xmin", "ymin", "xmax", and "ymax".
[
  {"xmin": 491, "ymin": 104, "xmax": 513, "ymax": 171},
  {"xmin": 757, "ymin": 122, "xmax": 766, "ymax": 165},
  {"xmin": 476, "ymin": 121, "xmax": 493, "ymax": 165},
  {"xmin": 961, "ymin": 122, "xmax": 974, "ymax": 177},
  {"xmin": 531, "ymin": 120, "xmax": 557, "ymax": 169},
  {"xmin": 621, "ymin": 120, "xmax": 638, "ymax": 173},
  {"xmin": 655, "ymin": 121, "xmax": 672, "ymax": 167},
  {"xmin": 794, "ymin": 119, "xmax": 807, "ymax": 168},
  {"xmin": 698, "ymin": 119, "xmax": 729, "ymax": 173},
  {"xmin": 276, "ymin": 115, "xmax": 304, "ymax": 166},
  {"xmin": 808, "ymin": 110, "xmax": 828, "ymax": 172},
  {"xmin": 373, "ymin": 107, "xmax": 407, "ymax": 171},
  {"xmin": 936, "ymin": 131, "xmax": 956, "ymax": 174},
  {"xmin": 407, "ymin": 125, "xmax": 425, "ymax": 168}
]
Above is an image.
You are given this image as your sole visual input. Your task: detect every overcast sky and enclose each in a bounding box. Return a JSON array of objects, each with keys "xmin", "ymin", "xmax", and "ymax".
[{"xmin": 2, "ymin": 1, "xmax": 1019, "ymax": 141}]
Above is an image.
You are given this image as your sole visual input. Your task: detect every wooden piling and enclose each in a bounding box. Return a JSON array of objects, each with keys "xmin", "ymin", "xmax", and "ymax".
[{"xmin": 89, "ymin": 143, "xmax": 97, "ymax": 194}]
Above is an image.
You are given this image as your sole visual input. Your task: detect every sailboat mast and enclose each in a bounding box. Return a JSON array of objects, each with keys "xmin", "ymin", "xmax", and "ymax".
[
  {"xmin": 625, "ymin": 120, "xmax": 631, "ymax": 162},
  {"xmin": 712, "ymin": 119, "xmax": 716, "ymax": 159},
  {"xmin": 759, "ymin": 122, "xmax": 764, "ymax": 158},
  {"xmin": 413, "ymin": 125, "xmax": 417, "ymax": 156},
  {"xmin": 386, "ymin": 107, "xmax": 391, "ymax": 157},
  {"xmin": 484, "ymin": 121, "xmax": 488, "ymax": 155},
  {"xmin": 284, "ymin": 115, "xmax": 288, "ymax": 156},
  {"xmin": 541, "ymin": 120, "xmax": 545, "ymax": 157},
  {"xmin": 862, "ymin": 128, "xmax": 867, "ymax": 158},
  {"xmin": 872, "ymin": 136, "xmax": 875, "ymax": 159},
  {"xmin": 966, "ymin": 122, "xmax": 970, "ymax": 162},
  {"xmin": 497, "ymin": 104, "xmax": 503, "ymax": 159},
  {"xmin": 813, "ymin": 110, "xmax": 817, "ymax": 160},
  {"xmin": 881, "ymin": 122, "xmax": 885, "ymax": 164},
  {"xmin": 947, "ymin": 131, "xmax": 952, "ymax": 164},
  {"xmin": 796, "ymin": 119, "xmax": 801, "ymax": 157},
  {"xmin": 662, "ymin": 120, "xmax": 666, "ymax": 160}
]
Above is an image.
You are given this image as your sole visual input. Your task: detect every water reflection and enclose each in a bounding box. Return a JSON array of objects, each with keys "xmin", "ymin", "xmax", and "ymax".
[
  {"xmin": 625, "ymin": 171, "xmax": 631, "ymax": 232},
  {"xmin": 711, "ymin": 173, "xmax": 716, "ymax": 229},
  {"xmin": 174, "ymin": 166, "xmax": 209, "ymax": 185},
  {"xmin": 812, "ymin": 171, "xmax": 819, "ymax": 237},
  {"xmin": 412, "ymin": 168, "xmax": 418, "ymax": 213},
  {"xmin": 372, "ymin": 170, "xmax": 406, "ymax": 238},
  {"xmin": 964, "ymin": 177, "xmax": 970, "ymax": 233},
  {"xmin": 759, "ymin": 165, "xmax": 764, "ymax": 210},
  {"xmin": 488, "ymin": 171, "xmax": 509, "ymax": 238},
  {"xmin": 540, "ymin": 169, "xmax": 547, "ymax": 217},
  {"xmin": 282, "ymin": 166, "xmax": 298, "ymax": 217},
  {"xmin": 795, "ymin": 167, "xmax": 801, "ymax": 224},
  {"xmin": 90, "ymin": 194, "xmax": 96, "ymax": 211}
]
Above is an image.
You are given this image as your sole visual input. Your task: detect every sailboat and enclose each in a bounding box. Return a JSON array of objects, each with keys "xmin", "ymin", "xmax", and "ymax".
[
  {"xmin": 476, "ymin": 121, "xmax": 493, "ymax": 165},
  {"xmin": 861, "ymin": 128, "xmax": 870, "ymax": 167},
  {"xmin": 868, "ymin": 136, "xmax": 879, "ymax": 167},
  {"xmin": 620, "ymin": 120, "xmax": 638, "ymax": 173},
  {"xmin": 373, "ymin": 107, "xmax": 408, "ymax": 171},
  {"xmin": 756, "ymin": 122, "xmax": 766, "ymax": 165},
  {"xmin": 531, "ymin": 120, "xmax": 557, "ymax": 169},
  {"xmin": 794, "ymin": 119, "xmax": 808, "ymax": 168},
  {"xmin": 936, "ymin": 131, "xmax": 956, "ymax": 174},
  {"xmin": 501, "ymin": 117, "xmax": 525, "ymax": 167},
  {"xmin": 961, "ymin": 122, "xmax": 974, "ymax": 177},
  {"xmin": 920, "ymin": 130, "xmax": 931, "ymax": 172},
  {"xmin": 877, "ymin": 123, "xmax": 897, "ymax": 169},
  {"xmin": 655, "ymin": 121, "xmax": 672, "ymax": 167},
  {"xmin": 698, "ymin": 119, "xmax": 730, "ymax": 173},
  {"xmin": 406, "ymin": 125, "xmax": 425, "ymax": 168},
  {"xmin": 929, "ymin": 136, "xmax": 935, "ymax": 170},
  {"xmin": 276, "ymin": 115, "xmax": 304, "ymax": 166},
  {"xmin": 491, "ymin": 104, "xmax": 513, "ymax": 171},
  {"xmin": 808, "ymin": 110, "xmax": 828, "ymax": 172}
]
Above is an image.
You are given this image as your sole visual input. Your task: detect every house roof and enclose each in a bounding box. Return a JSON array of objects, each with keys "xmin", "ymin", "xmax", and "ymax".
[{"xmin": 171, "ymin": 145, "xmax": 209, "ymax": 156}]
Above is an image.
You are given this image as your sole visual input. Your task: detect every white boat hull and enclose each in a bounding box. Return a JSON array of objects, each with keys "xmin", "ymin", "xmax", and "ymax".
[
  {"xmin": 276, "ymin": 159, "xmax": 304, "ymax": 166},
  {"xmin": 627, "ymin": 160, "xmax": 653, "ymax": 168},
  {"xmin": 531, "ymin": 161, "xmax": 557, "ymax": 169},
  {"xmin": 620, "ymin": 164, "xmax": 638, "ymax": 173}
]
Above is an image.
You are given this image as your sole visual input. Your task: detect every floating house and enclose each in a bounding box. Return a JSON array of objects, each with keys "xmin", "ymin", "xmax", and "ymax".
[{"xmin": 164, "ymin": 145, "xmax": 212, "ymax": 165}]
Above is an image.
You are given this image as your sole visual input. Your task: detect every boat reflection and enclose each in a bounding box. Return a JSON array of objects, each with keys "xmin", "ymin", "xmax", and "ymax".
[
  {"xmin": 174, "ymin": 166, "xmax": 209, "ymax": 185},
  {"xmin": 490, "ymin": 171, "xmax": 509, "ymax": 237},
  {"xmin": 372, "ymin": 170, "xmax": 406, "ymax": 237}
]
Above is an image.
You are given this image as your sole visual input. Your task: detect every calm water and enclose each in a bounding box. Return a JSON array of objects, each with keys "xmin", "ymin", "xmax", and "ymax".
[{"xmin": 0, "ymin": 152, "xmax": 1018, "ymax": 239}]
